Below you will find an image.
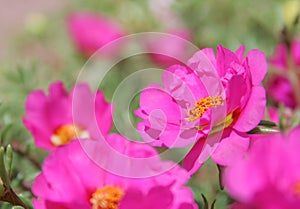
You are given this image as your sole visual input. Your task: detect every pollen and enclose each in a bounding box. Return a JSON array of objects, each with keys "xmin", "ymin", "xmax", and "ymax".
[
  {"xmin": 50, "ymin": 124, "xmax": 90, "ymax": 146},
  {"xmin": 90, "ymin": 185, "xmax": 124, "ymax": 209},
  {"xmin": 186, "ymin": 95, "xmax": 224, "ymax": 122}
]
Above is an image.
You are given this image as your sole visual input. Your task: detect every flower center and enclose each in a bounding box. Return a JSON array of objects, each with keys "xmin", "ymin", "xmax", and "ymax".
[
  {"xmin": 90, "ymin": 186, "xmax": 124, "ymax": 209},
  {"xmin": 186, "ymin": 95, "xmax": 224, "ymax": 122},
  {"xmin": 50, "ymin": 124, "xmax": 90, "ymax": 146}
]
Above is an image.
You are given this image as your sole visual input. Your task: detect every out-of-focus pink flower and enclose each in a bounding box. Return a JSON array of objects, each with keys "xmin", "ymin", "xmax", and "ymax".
[
  {"xmin": 224, "ymin": 126, "xmax": 300, "ymax": 209},
  {"xmin": 266, "ymin": 107, "xmax": 280, "ymax": 124},
  {"xmin": 32, "ymin": 134, "xmax": 198, "ymax": 209},
  {"xmin": 67, "ymin": 12, "xmax": 124, "ymax": 57},
  {"xmin": 269, "ymin": 41, "xmax": 300, "ymax": 69},
  {"xmin": 267, "ymin": 41, "xmax": 300, "ymax": 108},
  {"xmin": 23, "ymin": 81, "xmax": 112, "ymax": 151},
  {"xmin": 266, "ymin": 75, "xmax": 296, "ymax": 109},
  {"xmin": 136, "ymin": 45, "xmax": 267, "ymax": 173},
  {"xmin": 145, "ymin": 29, "xmax": 193, "ymax": 67}
]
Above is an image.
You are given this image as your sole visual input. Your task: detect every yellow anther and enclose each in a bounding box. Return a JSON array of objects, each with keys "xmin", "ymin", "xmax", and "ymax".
[
  {"xmin": 186, "ymin": 96, "xmax": 224, "ymax": 122},
  {"xmin": 50, "ymin": 124, "xmax": 89, "ymax": 146},
  {"xmin": 90, "ymin": 185, "xmax": 124, "ymax": 209}
]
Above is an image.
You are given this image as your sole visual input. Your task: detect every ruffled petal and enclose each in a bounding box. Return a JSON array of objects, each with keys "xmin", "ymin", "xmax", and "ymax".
[
  {"xmin": 246, "ymin": 49, "xmax": 268, "ymax": 85},
  {"xmin": 233, "ymin": 86, "xmax": 266, "ymax": 132}
]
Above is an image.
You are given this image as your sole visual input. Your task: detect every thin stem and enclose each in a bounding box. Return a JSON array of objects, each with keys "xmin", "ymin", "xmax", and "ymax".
[{"xmin": 0, "ymin": 187, "xmax": 29, "ymax": 209}]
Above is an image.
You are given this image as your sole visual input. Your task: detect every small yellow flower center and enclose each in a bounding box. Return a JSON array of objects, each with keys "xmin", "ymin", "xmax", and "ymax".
[
  {"xmin": 90, "ymin": 186, "xmax": 124, "ymax": 209},
  {"xmin": 51, "ymin": 124, "xmax": 90, "ymax": 146},
  {"xmin": 186, "ymin": 95, "xmax": 224, "ymax": 122}
]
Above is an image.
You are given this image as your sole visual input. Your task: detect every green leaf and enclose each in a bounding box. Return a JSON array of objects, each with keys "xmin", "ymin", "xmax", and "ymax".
[
  {"xmin": 210, "ymin": 199, "xmax": 216, "ymax": 209},
  {"xmin": 0, "ymin": 147, "xmax": 10, "ymax": 188},
  {"xmin": 258, "ymin": 120, "xmax": 277, "ymax": 127},
  {"xmin": 201, "ymin": 193, "xmax": 209, "ymax": 209},
  {"xmin": 6, "ymin": 144, "xmax": 13, "ymax": 177}
]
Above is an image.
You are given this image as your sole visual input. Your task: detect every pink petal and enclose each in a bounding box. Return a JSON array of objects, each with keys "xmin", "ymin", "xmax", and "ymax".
[
  {"xmin": 67, "ymin": 12, "xmax": 124, "ymax": 57},
  {"xmin": 216, "ymin": 45, "xmax": 240, "ymax": 77},
  {"xmin": 233, "ymin": 86, "xmax": 266, "ymax": 132},
  {"xmin": 246, "ymin": 49, "xmax": 267, "ymax": 85},
  {"xmin": 211, "ymin": 131, "xmax": 250, "ymax": 166},
  {"xmin": 226, "ymin": 75, "xmax": 247, "ymax": 113},
  {"xmin": 183, "ymin": 139, "xmax": 206, "ymax": 173},
  {"xmin": 235, "ymin": 45, "xmax": 245, "ymax": 62}
]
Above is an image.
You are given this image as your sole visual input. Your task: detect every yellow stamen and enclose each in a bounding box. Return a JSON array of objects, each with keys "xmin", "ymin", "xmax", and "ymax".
[
  {"xmin": 90, "ymin": 185, "xmax": 124, "ymax": 209},
  {"xmin": 50, "ymin": 124, "xmax": 89, "ymax": 146},
  {"xmin": 186, "ymin": 95, "xmax": 224, "ymax": 122}
]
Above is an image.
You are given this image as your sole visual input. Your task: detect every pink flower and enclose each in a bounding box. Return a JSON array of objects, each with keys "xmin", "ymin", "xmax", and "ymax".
[
  {"xmin": 269, "ymin": 41, "xmax": 300, "ymax": 69},
  {"xmin": 32, "ymin": 134, "xmax": 198, "ymax": 209},
  {"xmin": 67, "ymin": 12, "xmax": 124, "ymax": 57},
  {"xmin": 267, "ymin": 41, "xmax": 300, "ymax": 108},
  {"xmin": 224, "ymin": 126, "xmax": 300, "ymax": 209},
  {"xmin": 145, "ymin": 29, "xmax": 193, "ymax": 67},
  {"xmin": 136, "ymin": 45, "xmax": 267, "ymax": 173},
  {"xmin": 266, "ymin": 75, "xmax": 296, "ymax": 108},
  {"xmin": 23, "ymin": 81, "xmax": 112, "ymax": 151}
]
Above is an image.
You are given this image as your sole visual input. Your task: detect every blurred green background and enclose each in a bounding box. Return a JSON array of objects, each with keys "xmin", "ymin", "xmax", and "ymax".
[{"xmin": 0, "ymin": 0, "xmax": 299, "ymax": 208}]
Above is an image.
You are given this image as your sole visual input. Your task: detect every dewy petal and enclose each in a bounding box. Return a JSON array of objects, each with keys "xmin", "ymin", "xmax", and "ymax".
[
  {"xmin": 233, "ymin": 86, "xmax": 266, "ymax": 132},
  {"xmin": 246, "ymin": 49, "xmax": 268, "ymax": 85},
  {"xmin": 211, "ymin": 131, "xmax": 250, "ymax": 166}
]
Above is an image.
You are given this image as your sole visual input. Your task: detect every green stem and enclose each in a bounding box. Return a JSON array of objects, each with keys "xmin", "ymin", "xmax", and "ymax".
[
  {"xmin": 0, "ymin": 187, "xmax": 29, "ymax": 209},
  {"xmin": 0, "ymin": 147, "xmax": 10, "ymax": 188}
]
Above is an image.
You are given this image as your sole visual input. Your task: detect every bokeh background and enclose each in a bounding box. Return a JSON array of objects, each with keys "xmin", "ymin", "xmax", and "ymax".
[{"xmin": 0, "ymin": 0, "xmax": 298, "ymax": 208}]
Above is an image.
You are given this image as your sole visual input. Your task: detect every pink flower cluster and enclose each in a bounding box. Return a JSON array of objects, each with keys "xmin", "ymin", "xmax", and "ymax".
[
  {"xmin": 23, "ymin": 32, "xmax": 300, "ymax": 208},
  {"xmin": 24, "ymin": 81, "xmax": 198, "ymax": 209},
  {"xmin": 67, "ymin": 11, "xmax": 194, "ymax": 67}
]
